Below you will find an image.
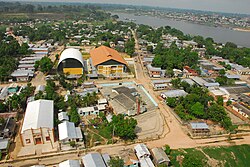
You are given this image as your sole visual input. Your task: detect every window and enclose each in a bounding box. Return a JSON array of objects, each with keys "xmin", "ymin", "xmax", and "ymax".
[
  {"xmin": 46, "ymin": 136, "xmax": 50, "ymax": 141},
  {"xmin": 26, "ymin": 139, "xmax": 31, "ymax": 144}
]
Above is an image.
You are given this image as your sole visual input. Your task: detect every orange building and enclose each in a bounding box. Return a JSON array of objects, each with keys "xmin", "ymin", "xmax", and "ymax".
[{"xmin": 90, "ymin": 46, "xmax": 128, "ymax": 77}]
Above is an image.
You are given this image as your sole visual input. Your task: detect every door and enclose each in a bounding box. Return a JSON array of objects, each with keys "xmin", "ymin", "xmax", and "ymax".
[{"xmin": 35, "ymin": 137, "xmax": 42, "ymax": 144}]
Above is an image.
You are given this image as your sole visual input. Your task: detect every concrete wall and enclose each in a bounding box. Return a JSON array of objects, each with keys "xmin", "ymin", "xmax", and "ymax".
[{"xmin": 21, "ymin": 128, "xmax": 55, "ymax": 146}]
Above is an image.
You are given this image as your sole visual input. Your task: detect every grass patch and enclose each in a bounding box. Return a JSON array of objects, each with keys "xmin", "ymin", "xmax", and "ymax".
[
  {"xmin": 202, "ymin": 144, "xmax": 250, "ymax": 167},
  {"xmin": 170, "ymin": 145, "xmax": 250, "ymax": 167}
]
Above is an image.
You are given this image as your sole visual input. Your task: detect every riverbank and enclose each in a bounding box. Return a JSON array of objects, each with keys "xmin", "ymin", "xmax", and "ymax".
[
  {"xmin": 233, "ymin": 28, "xmax": 250, "ymax": 32},
  {"xmin": 112, "ymin": 12, "xmax": 250, "ymax": 48}
]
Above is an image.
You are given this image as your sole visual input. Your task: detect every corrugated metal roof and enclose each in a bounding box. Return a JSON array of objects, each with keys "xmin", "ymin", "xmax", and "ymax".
[
  {"xmin": 139, "ymin": 157, "xmax": 155, "ymax": 167},
  {"xmin": 161, "ymin": 90, "xmax": 188, "ymax": 98},
  {"xmin": 58, "ymin": 121, "xmax": 82, "ymax": 141},
  {"xmin": 190, "ymin": 122, "xmax": 209, "ymax": 130},
  {"xmin": 134, "ymin": 144, "xmax": 151, "ymax": 159},
  {"xmin": 21, "ymin": 100, "xmax": 54, "ymax": 133},
  {"xmin": 151, "ymin": 148, "xmax": 170, "ymax": 164},
  {"xmin": 59, "ymin": 160, "xmax": 81, "ymax": 167},
  {"xmin": 82, "ymin": 153, "xmax": 106, "ymax": 167},
  {"xmin": 58, "ymin": 112, "xmax": 69, "ymax": 121}
]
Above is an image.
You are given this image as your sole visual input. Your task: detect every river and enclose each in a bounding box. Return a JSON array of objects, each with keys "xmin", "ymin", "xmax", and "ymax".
[{"xmin": 113, "ymin": 12, "xmax": 250, "ymax": 48}]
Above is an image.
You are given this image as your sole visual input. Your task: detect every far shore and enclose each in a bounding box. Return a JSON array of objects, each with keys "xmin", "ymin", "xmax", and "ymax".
[{"xmin": 233, "ymin": 28, "xmax": 250, "ymax": 32}]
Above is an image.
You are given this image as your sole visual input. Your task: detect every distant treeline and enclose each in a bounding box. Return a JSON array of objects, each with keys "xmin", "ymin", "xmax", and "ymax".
[{"xmin": 0, "ymin": 1, "xmax": 102, "ymax": 13}]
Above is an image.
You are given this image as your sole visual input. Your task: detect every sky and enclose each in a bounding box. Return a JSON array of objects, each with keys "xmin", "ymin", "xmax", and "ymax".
[{"xmin": 8, "ymin": 0, "xmax": 250, "ymax": 14}]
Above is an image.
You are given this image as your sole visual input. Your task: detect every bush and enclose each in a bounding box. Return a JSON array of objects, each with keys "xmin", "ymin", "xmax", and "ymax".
[{"xmin": 69, "ymin": 141, "xmax": 76, "ymax": 147}]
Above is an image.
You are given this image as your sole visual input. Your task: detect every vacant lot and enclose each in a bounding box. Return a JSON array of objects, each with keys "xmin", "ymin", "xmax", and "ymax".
[{"xmin": 171, "ymin": 144, "xmax": 250, "ymax": 167}]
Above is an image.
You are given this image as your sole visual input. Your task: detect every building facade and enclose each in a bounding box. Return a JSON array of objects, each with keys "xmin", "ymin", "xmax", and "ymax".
[
  {"xmin": 90, "ymin": 46, "xmax": 128, "ymax": 77},
  {"xmin": 20, "ymin": 100, "xmax": 55, "ymax": 146}
]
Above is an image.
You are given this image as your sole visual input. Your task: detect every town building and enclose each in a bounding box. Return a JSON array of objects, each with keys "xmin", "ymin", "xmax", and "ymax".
[
  {"xmin": 59, "ymin": 160, "xmax": 81, "ymax": 167},
  {"xmin": 58, "ymin": 121, "xmax": 83, "ymax": 143},
  {"xmin": 151, "ymin": 147, "xmax": 170, "ymax": 166},
  {"xmin": 82, "ymin": 153, "xmax": 107, "ymax": 167},
  {"xmin": 151, "ymin": 79, "xmax": 171, "ymax": 91},
  {"xmin": 134, "ymin": 144, "xmax": 151, "ymax": 159},
  {"xmin": 189, "ymin": 122, "xmax": 210, "ymax": 135},
  {"xmin": 20, "ymin": 100, "xmax": 55, "ymax": 146},
  {"xmin": 11, "ymin": 70, "xmax": 34, "ymax": 82},
  {"xmin": 146, "ymin": 64, "xmax": 165, "ymax": 78},
  {"xmin": 57, "ymin": 48, "xmax": 85, "ymax": 76},
  {"xmin": 161, "ymin": 90, "xmax": 188, "ymax": 99},
  {"xmin": 119, "ymin": 148, "xmax": 139, "ymax": 167},
  {"xmin": 90, "ymin": 45, "xmax": 128, "ymax": 77},
  {"xmin": 58, "ymin": 112, "xmax": 69, "ymax": 122},
  {"xmin": 111, "ymin": 86, "xmax": 146, "ymax": 116}
]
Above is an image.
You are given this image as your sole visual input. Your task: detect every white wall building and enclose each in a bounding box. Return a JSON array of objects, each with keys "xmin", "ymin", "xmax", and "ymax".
[{"xmin": 20, "ymin": 100, "xmax": 55, "ymax": 146}]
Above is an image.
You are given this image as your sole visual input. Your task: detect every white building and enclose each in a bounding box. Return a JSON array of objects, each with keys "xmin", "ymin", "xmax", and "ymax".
[
  {"xmin": 59, "ymin": 160, "xmax": 81, "ymax": 167},
  {"xmin": 58, "ymin": 121, "xmax": 83, "ymax": 142},
  {"xmin": 20, "ymin": 100, "xmax": 55, "ymax": 146},
  {"xmin": 134, "ymin": 144, "xmax": 151, "ymax": 159}
]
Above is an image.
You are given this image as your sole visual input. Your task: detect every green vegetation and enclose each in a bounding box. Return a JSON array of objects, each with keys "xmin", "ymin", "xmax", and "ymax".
[
  {"xmin": 168, "ymin": 79, "xmax": 233, "ymax": 130},
  {"xmin": 125, "ymin": 38, "xmax": 135, "ymax": 56},
  {"xmin": 152, "ymin": 43, "xmax": 199, "ymax": 71},
  {"xmin": 89, "ymin": 114, "xmax": 137, "ymax": 141},
  {"xmin": 171, "ymin": 145, "xmax": 250, "ymax": 167},
  {"xmin": 108, "ymin": 156, "xmax": 124, "ymax": 167},
  {"xmin": 0, "ymin": 37, "xmax": 31, "ymax": 81},
  {"xmin": 34, "ymin": 57, "xmax": 53, "ymax": 73}
]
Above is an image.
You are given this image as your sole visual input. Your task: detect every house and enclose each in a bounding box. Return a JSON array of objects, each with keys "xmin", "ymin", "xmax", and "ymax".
[
  {"xmin": 82, "ymin": 153, "xmax": 107, "ymax": 167},
  {"xmin": 102, "ymin": 153, "xmax": 111, "ymax": 167},
  {"xmin": 0, "ymin": 139, "xmax": 10, "ymax": 155},
  {"xmin": 34, "ymin": 85, "xmax": 45, "ymax": 94},
  {"xmin": 189, "ymin": 122, "xmax": 210, "ymax": 135},
  {"xmin": 98, "ymin": 98, "xmax": 108, "ymax": 105},
  {"xmin": 134, "ymin": 144, "xmax": 151, "ymax": 159},
  {"xmin": 90, "ymin": 45, "xmax": 128, "ymax": 77},
  {"xmin": 11, "ymin": 70, "xmax": 34, "ymax": 82},
  {"xmin": 58, "ymin": 112, "xmax": 69, "ymax": 122},
  {"xmin": 146, "ymin": 64, "xmax": 165, "ymax": 78},
  {"xmin": 237, "ymin": 68, "xmax": 250, "ymax": 75},
  {"xmin": 59, "ymin": 160, "xmax": 81, "ymax": 167},
  {"xmin": 161, "ymin": 90, "xmax": 188, "ymax": 99},
  {"xmin": 0, "ymin": 87, "xmax": 8, "ymax": 100},
  {"xmin": 151, "ymin": 147, "xmax": 170, "ymax": 166},
  {"xmin": 78, "ymin": 106, "xmax": 99, "ymax": 116},
  {"xmin": 183, "ymin": 66, "xmax": 198, "ymax": 77},
  {"xmin": 58, "ymin": 121, "xmax": 83, "ymax": 143},
  {"xmin": 208, "ymin": 87, "xmax": 230, "ymax": 102},
  {"xmin": 151, "ymin": 79, "xmax": 171, "ymax": 90},
  {"xmin": 20, "ymin": 100, "xmax": 55, "ymax": 146},
  {"xmin": 0, "ymin": 117, "xmax": 16, "ymax": 139},
  {"xmin": 232, "ymin": 103, "xmax": 250, "ymax": 118},
  {"xmin": 225, "ymin": 74, "xmax": 241, "ymax": 80},
  {"xmin": 119, "ymin": 149, "xmax": 139, "ymax": 167},
  {"xmin": 139, "ymin": 157, "xmax": 155, "ymax": 167}
]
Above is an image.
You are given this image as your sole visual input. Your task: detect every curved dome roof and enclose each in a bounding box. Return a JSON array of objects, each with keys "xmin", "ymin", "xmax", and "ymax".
[{"xmin": 58, "ymin": 48, "xmax": 84, "ymax": 67}]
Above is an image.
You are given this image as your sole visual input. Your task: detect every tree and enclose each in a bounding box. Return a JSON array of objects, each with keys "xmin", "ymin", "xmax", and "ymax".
[
  {"xmin": 125, "ymin": 39, "xmax": 135, "ymax": 56},
  {"xmin": 226, "ymin": 100, "xmax": 232, "ymax": 106},
  {"xmin": 69, "ymin": 106, "xmax": 80, "ymax": 126},
  {"xmin": 110, "ymin": 114, "xmax": 137, "ymax": 140},
  {"xmin": 219, "ymin": 69, "xmax": 226, "ymax": 76},
  {"xmin": 36, "ymin": 57, "xmax": 53, "ymax": 73},
  {"xmin": 164, "ymin": 144, "xmax": 171, "ymax": 155},
  {"xmin": 108, "ymin": 156, "xmax": 124, "ymax": 167},
  {"xmin": 190, "ymin": 102, "xmax": 204, "ymax": 118},
  {"xmin": 217, "ymin": 96, "xmax": 224, "ymax": 106},
  {"xmin": 166, "ymin": 97, "xmax": 177, "ymax": 107}
]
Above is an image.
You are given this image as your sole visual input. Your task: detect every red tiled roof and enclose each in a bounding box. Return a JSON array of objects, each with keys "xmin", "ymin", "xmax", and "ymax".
[{"xmin": 90, "ymin": 45, "xmax": 127, "ymax": 66}]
